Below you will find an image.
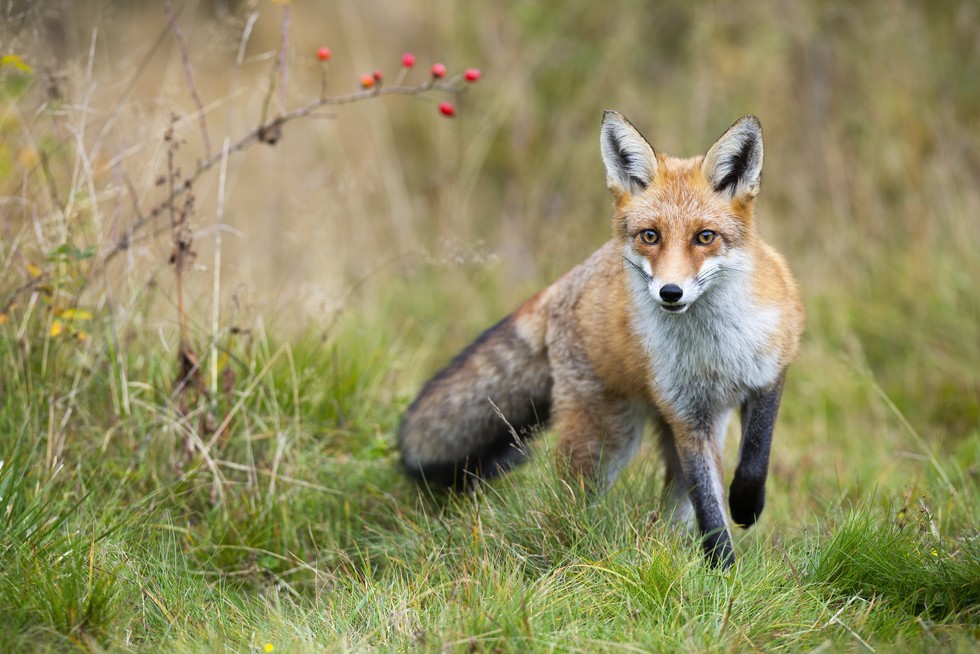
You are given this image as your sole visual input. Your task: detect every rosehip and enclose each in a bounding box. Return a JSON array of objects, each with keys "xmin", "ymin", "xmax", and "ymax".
[
  {"xmin": 431, "ymin": 62, "xmax": 446, "ymax": 79},
  {"xmin": 438, "ymin": 102, "xmax": 455, "ymax": 117},
  {"xmin": 360, "ymin": 74, "xmax": 375, "ymax": 89},
  {"xmin": 373, "ymin": 69, "xmax": 383, "ymax": 82},
  {"xmin": 464, "ymin": 68, "xmax": 481, "ymax": 82},
  {"xmin": 316, "ymin": 46, "xmax": 331, "ymax": 62},
  {"xmin": 401, "ymin": 52, "xmax": 416, "ymax": 68}
]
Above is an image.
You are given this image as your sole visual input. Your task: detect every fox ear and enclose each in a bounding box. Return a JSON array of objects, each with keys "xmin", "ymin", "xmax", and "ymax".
[
  {"xmin": 702, "ymin": 116, "xmax": 764, "ymax": 200},
  {"xmin": 600, "ymin": 110, "xmax": 657, "ymax": 196}
]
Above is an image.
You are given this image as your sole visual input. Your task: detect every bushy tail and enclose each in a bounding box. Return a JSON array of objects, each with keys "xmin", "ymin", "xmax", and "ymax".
[{"xmin": 398, "ymin": 296, "xmax": 552, "ymax": 490}]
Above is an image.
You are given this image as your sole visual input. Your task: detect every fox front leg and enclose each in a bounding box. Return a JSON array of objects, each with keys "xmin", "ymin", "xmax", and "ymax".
[
  {"xmin": 729, "ymin": 374, "xmax": 786, "ymax": 528},
  {"xmin": 673, "ymin": 427, "xmax": 734, "ymax": 568}
]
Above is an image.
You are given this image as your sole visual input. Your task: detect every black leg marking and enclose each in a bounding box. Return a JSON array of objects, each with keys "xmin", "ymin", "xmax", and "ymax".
[
  {"xmin": 729, "ymin": 374, "xmax": 786, "ymax": 528},
  {"xmin": 680, "ymin": 442, "xmax": 735, "ymax": 568}
]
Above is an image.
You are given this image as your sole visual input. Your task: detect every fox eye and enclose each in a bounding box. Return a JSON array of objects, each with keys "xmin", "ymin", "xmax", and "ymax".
[
  {"xmin": 695, "ymin": 230, "xmax": 716, "ymax": 245},
  {"xmin": 638, "ymin": 229, "xmax": 660, "ymax": 245}
]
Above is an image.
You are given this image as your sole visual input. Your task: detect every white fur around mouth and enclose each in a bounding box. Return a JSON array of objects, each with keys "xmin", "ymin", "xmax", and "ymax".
[{"xmin": 659, "ymin": 303, "xmax": 689, "ymax": 314}]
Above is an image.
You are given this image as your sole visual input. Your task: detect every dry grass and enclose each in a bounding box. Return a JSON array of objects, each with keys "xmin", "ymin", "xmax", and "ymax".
[{"xmin": 0, "ymin": 1, "xmax": 978, "ymax": 651}]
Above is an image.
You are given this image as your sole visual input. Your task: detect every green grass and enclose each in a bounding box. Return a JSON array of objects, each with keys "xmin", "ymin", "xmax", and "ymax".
[
  {"xmin": 0, "ymin": 305, "xmax": 977, "ymax": 652},
  {"xmin": 2, "ymin": 0, "xmax": 979, "ymax": 651}
]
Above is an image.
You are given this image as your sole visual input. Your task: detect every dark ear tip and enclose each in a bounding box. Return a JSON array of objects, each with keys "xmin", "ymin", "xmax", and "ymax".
[
  {"xmin": 737, "ymin": 115, "xmax": 763, "ymax": 132},
  {"xmin": 602, "ymin": 109, "xmax": 621, "ymax": 124}
]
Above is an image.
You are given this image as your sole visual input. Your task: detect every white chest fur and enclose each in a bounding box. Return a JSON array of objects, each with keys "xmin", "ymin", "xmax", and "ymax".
[{"xmin": 627, "ymin": 266, "xmax": 782, "ymax": 421}]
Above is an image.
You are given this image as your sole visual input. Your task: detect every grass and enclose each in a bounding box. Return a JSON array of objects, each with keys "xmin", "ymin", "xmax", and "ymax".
[
  {"xmin": 2, "ymin": 1, "xmax": 979, "ymax": 652},
  {"xmin": 0, "ymin": 307, "xmax": 976, "ymax": 652}
]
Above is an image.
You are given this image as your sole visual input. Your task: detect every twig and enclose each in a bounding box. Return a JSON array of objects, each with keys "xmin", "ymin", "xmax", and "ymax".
[
  {"xmin": 255, "ymin": 4, "xmax": 292, "ymax": 136},
  {"xmin": 257, "ymin": 36, "xmax": 279, "ymax": 132},
  {"xmin": 277, "ymin": 5, "xmax": 290, "ymax": 110},
  {"xmin": 779, "ymin": 545, "xmax": 802, "ymax": 587},
  {"xmin": 825, "ymin": 596, "xmax": 875, "ymax": 653},
  {"xmin": 164, "ymin": 0, "xmax": 212, "ymax": 159},
  {"xmin": 828, "ymin": 615, "xmax": 875, "ymax": 653},
  {"xmin": 164, "ymin": 119, "xmax": 190, "ymax": 350},
  {"xmin": 163, "ymin": 114, "xmax": 209, "ymax": 453},
  {"xmin": 101, "ymin": 80, "xmax": 464, "ymax": 264},
  {"xmin": 90, "ymin": 10, "xmax": 174, "ymax": 164},
  {"xmin": 1, "ymin": 277, "xmax": 44, "ymax": 314},
  {"xmin": 915, "ymin": 617, "xmax": 938, "ymax": 642}
]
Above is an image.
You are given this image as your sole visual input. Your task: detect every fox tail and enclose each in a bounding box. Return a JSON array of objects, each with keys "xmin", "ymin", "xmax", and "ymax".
[{"xmin": 398, "ymin": 299, "xmax": 552, "ymax": 490}]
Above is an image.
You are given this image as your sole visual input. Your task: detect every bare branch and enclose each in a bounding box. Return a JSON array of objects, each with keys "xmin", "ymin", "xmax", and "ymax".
[
  {"xmin": 277, "ymin": 5, "xmax": 291, "ymax": 111},
  {"xmin": 165, "ymin": 0, "xmax": 212, "ymax": 160},
  {"xmin": 101, "ymin": 80, "xmax": 466, "ymax": 264}
]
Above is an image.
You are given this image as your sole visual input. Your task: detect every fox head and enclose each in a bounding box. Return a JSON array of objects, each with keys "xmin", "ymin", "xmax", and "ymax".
[{"xmin": 601, "ymin": 111, "xmax": 764, "ymax": 314}]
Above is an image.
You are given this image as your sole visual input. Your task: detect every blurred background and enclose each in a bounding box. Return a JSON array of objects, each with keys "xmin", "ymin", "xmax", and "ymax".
[{"xmin": 2, "ymin": 0, "xmax": 978, "ymax": 453}]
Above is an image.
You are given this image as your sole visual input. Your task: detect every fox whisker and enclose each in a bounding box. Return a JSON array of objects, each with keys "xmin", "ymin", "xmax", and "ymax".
[
  {"xmin": 696, "ymin": 268, "xmax": 731, "ymax": 287},
  {"xmin": 623, "ymin": 256, "xmax": 653, "ymax": 282}
]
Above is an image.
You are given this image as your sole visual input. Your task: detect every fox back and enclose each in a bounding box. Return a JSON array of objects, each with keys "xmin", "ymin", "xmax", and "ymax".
[{"xmin": 399, "ymin": 111, "xmax": 804, "ymax": 567}]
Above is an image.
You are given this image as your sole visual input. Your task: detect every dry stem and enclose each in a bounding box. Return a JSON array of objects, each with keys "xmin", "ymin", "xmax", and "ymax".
[{"xmin": 103, "ymin": 79, "xmax": 464, "ymax": 263}]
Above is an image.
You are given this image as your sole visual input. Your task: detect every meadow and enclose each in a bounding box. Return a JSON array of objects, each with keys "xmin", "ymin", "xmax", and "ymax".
[{"xmin": 0, "ymin": 1, "xmax": 978, "ymax": 651}]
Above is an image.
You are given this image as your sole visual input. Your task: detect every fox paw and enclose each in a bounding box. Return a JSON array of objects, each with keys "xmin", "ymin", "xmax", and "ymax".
[
  {"xmin": 702, "ymin": 530, "xmax": 736, "ymax": 569},
  {"xmin": 729, "ymin": 478, "xmax": 765, "ymax": 528}
]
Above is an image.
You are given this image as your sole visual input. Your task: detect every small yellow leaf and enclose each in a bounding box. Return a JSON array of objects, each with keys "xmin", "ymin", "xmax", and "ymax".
[
  {"xmin": 60, "ymin": 309, "xmax": 92, "ymax": 321},
  {"xmin": 27, "ymin": 263, "xmax": 41, "ymax": 277},
  {"xmin": 0, "ymin": 314, "xmax": 8, "ymax": 325},
  {"xmin": 75, "ymin": 330, "xmax": 90, "ymax": 343},
  {"xmin": 1, "ymin": 54, "xmax": 33, "ymax": 73},
  {"xmin": 50, "ymin": 319, "xmax": 63, "ymax": 337}
]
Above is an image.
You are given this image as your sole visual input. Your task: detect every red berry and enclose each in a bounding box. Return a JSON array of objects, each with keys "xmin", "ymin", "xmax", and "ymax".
[
  {"xmin": 373, "ymin": 69, "xmax": 383, "ymax": 82},
  {"xmin": 431, "ymin": 62, "xmax": 447, "ymax": 79},
  {"xmin": 360, "ymin": 74, "xmax": 375, "ymax": 89},
  {"xmin": 316, "ymin": 46, "xmax": 331, "ymax": 62},
  {"xmin": 464, "ymin": 68, "xmax": 482, "ymax": 82},
  {"xmin": 438, "ymin": 102, "xmax": 455, "ymax": 117},
  {"xmin": 401, "ymin": 52, "xmax": 416, "ymax": 68}
]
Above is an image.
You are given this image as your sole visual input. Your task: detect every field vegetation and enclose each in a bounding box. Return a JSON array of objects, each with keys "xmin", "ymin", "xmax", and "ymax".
[{"xmin": 0, "ymin": 1, "xmax": 978, "ymax": 651}]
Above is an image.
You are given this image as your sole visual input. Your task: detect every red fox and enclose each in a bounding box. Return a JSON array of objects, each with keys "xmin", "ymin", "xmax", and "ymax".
[{"xmin": 399, "ymin": 112, "xmax": 804, "ymax": 567}]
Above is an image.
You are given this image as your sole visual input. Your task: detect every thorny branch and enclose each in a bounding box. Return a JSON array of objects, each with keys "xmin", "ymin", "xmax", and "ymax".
[{"xmin": 103, "ymin": 79, "xmax": 466, "ymax": 263}]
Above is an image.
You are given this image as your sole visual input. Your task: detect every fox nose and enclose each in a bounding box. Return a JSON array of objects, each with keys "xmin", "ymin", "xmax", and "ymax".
[{"xmin": 659, "ymin": 284, "xmax": 683, "ymax": 303}]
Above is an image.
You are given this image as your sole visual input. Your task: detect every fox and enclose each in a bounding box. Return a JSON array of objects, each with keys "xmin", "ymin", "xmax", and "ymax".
[{"xmin": 398, "ymin": 111, "xmax": 804, "ymax": 567}]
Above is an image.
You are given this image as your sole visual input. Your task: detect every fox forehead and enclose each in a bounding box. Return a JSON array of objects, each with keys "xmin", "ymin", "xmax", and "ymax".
[{"xmin": 617, "ymin": 156, "xmax": 745, "ymax": 238}]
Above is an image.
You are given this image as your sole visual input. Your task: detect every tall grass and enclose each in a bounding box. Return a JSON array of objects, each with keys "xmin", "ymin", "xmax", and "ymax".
[{"xmin": 0, "ymin": 0, "xmax": 978, "ymax": 651}]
